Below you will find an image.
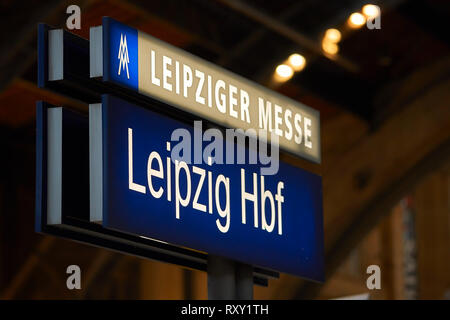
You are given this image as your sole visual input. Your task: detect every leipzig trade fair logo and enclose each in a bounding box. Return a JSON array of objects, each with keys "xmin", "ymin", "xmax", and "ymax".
[
  {"xmin": 117, "ymin": 33, "xmax": 130, "ymax": 79},
  {"xmin": 108, "ymin": 19, "xmax": 138, "ymax": 90}
]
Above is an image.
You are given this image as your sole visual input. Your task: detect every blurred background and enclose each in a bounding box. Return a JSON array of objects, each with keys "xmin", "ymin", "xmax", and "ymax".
[{"xmin": 0, "ymin": 0, "xmax": 449, "ymax": 299}]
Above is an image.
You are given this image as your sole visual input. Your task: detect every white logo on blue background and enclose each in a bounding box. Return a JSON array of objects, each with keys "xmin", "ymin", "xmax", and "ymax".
[
  {"xmin": 118, "ymin": 33, "xmax": 130, "ymax": 79},
  {"xmin": 107, "ymin": 18, "xmax": 138, "ymax": 89}
]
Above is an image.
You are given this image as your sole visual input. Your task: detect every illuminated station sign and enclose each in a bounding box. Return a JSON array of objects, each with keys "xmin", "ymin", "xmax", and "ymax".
[
  {"xmin": 36, "ymin": 17, "xmax": 324, "ymax": 284},
  {"xmin": 90, "ymin": 18, "xmax": 321, "ymax": 164},
  {"xmin": 88, "ymin": 95, "xmax": 324, "ymax": 280}
]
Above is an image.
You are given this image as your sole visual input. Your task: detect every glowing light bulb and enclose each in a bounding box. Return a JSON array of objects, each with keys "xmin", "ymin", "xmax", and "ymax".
[
  {"xmin": 322, "ymin": 40, "xmax": 339, "ymax": 55},
  {"xmin": 348, "ymin": 12, "xmax": 366, "ymax": 28},
  {"xmin": 324, "ymin": 28, "xmax": 341, "ymax": 43},
  {"xmin": 363, "ymin": 4, "xmax": 380, "ymax": 18},
  {"xmin": 275, "ymin": 64, "xmax": 294, "ymax": 81},
  {"xmin": 288, "ymin": 54, "xmax": 306, "ymax": 71}
]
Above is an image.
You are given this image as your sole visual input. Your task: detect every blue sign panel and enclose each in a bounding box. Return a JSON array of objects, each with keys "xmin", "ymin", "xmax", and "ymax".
[
  {"xmin": 97, "ymin": 95, "xmax": 324, "ymax": 281},
  {"xmin": 103, "ymin": 18, "xmax": 139, "ymax": 90}
]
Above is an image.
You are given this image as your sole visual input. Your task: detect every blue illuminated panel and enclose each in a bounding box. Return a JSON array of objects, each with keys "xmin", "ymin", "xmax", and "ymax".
[
  {"xmin": 103, "ymin": 18, "xmax": 138, "ymax": 90},
  {"xmin": 98, "ymin": 95, "xmax": 324, "ymax": 281}
]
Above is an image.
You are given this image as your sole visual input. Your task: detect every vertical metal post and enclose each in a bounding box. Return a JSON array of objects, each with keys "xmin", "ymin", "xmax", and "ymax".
[
  {"xmin": 235, "ymin": 262, "xmax": 253, "ymax": 299},
  {"xmin": 207, "ymin": 255, "xmax": 236, "ymax": 299},
  {"xmin": 207, "ymin": 255, "xmax": 254, "ymax": 300}
]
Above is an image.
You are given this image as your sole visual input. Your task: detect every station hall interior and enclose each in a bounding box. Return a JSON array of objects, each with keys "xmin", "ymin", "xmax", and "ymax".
[{"xmin": 0, "ymin": 0, "xmax": 449, "ymax": 299}]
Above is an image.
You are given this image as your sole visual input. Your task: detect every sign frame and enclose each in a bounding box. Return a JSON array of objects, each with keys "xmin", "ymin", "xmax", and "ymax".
[
  {"xmin": 90, "ymin": 94, "xmax": 324, "ymax": 281},
  {"xmin": 34, "ymin": 100, "xmax": 279, "ymax": 286}
]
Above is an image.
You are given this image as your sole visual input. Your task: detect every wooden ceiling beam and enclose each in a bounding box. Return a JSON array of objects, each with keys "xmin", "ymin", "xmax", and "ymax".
[
  {"xmin": 217, "ymin": 0, "xmax": 359, "ymax": 73},
  {"xmin": 257, "ymin": 55, "xmax": 450, "ymax": 299},
  {"xmin": 415, "ymin": 170, "xmax": 450, "ymax": 299},
  {"xmin": 292, "ymin": 55, "xmax": 450, "ymax": 299}
]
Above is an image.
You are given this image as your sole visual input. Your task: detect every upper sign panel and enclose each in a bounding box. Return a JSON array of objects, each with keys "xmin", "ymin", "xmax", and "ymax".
[{"xmin": 91, "ymin": 17, "xmax": 321, "ymax": 163}]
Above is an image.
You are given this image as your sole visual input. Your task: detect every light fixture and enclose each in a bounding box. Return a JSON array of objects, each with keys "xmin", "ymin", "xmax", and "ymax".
[
  {"xmin": 322, "ymin": 39, "xmax": 339, "ymax": 55},
  {"xmin": 288, "ymin": 53, "xmax": 306, "ymax": 71},
  {"xmin": 348, "ymin": 12, "xmax": 366, "ymax": 28},
  {"xmin": 324, "ymin": 28, "xmax": 341, "ymax": 43},
  {"xmin": 275, "ymin": 64, "xmax": 294, "ymax": 81},
  {"xmin": 362, "ymin": 4, "xmax": 380, "ymax": 18}
]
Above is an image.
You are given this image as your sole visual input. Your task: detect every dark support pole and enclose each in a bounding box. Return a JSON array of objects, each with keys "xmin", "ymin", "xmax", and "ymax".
[
  {"xmin": 235, "ymin": 262, "xmax": 253, "ymax": 299},
  {"xmin": 207, "ymin": 255, "xmax": 236, "ymax": 299},
  {"xmin": 207, "ymin": 255, "xmax": 254, "ymax": 299}
]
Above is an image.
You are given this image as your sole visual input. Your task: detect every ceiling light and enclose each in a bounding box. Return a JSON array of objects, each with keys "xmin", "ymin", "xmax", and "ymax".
[
  {"xmin": 322, "ymin": 40, "xmax": 339, "ymax": 55},
  {"xmin": 362, "ymin": 4, "xmax": 380, "ymax": 18},
  {"xmin": 275, "ymin": 64, "xmax": 294, "ymax": 81},
  {"xmin": 348, "ymin": 12, "xmax": 366, "ymax": 28},
  {"xmin": 288, "ymin": 54, "xmax": 306, "ymax": 71},
  {"xmin": 324, "ymin": 28, "xmax": 341, "ymax": 43}
]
